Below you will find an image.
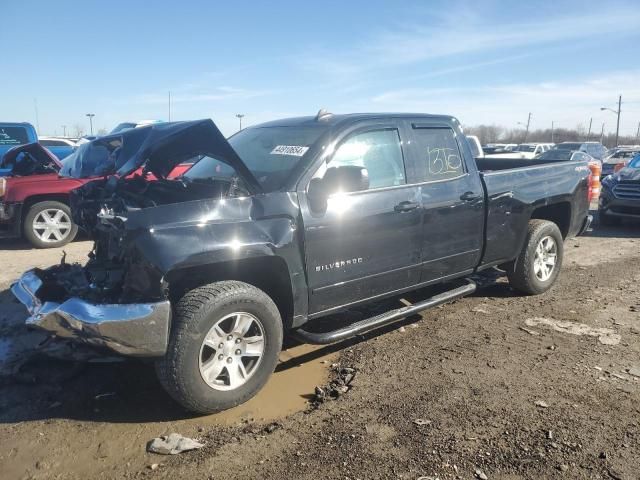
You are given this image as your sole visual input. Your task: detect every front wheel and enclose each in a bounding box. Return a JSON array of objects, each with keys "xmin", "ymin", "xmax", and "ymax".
[
  {"xmin": 156, "ymin": 281, "xmax": 283, "ymax": 414},
  {"xmin": 506, "ymin": 220, "xmax": 563, "ymax": 295},
  {"xmin": 23, "ymin": 201, "xmax": 78, "ymax": 249}
]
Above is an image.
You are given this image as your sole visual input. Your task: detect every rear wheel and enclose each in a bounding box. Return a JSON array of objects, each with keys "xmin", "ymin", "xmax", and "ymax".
[
  {"xmin": 506, "ymin": 220, "xmax": 563, "ymax": 295},
  {"xmin": 156, "ymin": 281, "xmax": 283, "ymax": 414},
  {"xmin": 23, "ymin": 201, "xmax": 78, "ymax": 249}
]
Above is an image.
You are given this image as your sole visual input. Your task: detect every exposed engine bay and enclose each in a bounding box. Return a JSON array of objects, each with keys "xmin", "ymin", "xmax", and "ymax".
[{"xmin": 38, "ymin": 174, "xmax": 249, "ymax": 304}]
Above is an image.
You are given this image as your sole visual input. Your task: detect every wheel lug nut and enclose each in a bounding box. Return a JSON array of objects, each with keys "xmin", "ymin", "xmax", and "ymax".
[
  {"xmin": 218, "ymin": 354, "xmax": 223, "ymax": 360},
  {"xmin": 226, "ymin": 357, "xmax": 233, "ymax": 364},
  {"xmin": 218, "ymin": 343, "xmax": 224, "ymax": 349},
  {"xmin": 235, "ymin": 349, "xmax": 241, "ymax": 355},
  {"xmin": 235, "ymin": 338, "xmax": 241, "ymax": 344},
  {"xmin": 227, "ymin": 335, "xmax": 233, "ymax": 341}
]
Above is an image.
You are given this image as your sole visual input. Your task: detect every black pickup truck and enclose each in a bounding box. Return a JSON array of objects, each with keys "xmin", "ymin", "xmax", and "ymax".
[{"xmin": 12, "ymin": 113, "xmax": 592, "ymax": 413}]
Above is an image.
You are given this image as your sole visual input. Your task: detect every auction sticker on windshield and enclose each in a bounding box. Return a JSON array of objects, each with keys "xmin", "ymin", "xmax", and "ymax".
[{"xmin": 270, "ymin": 145, "xmax": 309, "ymax": 156}]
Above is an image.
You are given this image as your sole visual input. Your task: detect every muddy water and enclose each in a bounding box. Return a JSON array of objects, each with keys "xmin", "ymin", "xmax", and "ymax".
[
  {"xmin": 198, "ymin": 343, "xmax": 336, "ymax": 425},
  {"xmin": 1, "ymin": 342, "xmax": 336, "ymax": 480}
]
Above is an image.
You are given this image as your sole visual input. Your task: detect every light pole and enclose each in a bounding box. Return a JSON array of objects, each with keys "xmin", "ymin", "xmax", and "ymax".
[
  {"xmin": 600, "ymin": 95, "xmax": 621, "ymax": 147},
  {"xmin": 86, "ymin": 113, "xmax": 95, "ymax": 135},
  {"xmin": 600, "ymin": 123, "xmax": 605, "ymax": 144},
  {"xmin": 587, "ymin": 117, "xmax": 592, "ymax": 140},
  {"xmin": 62, "ymin": 125, "xmax": 67, "ymax": 137},
  {"xmin": 517, "ymin": 112, "xmax": 532, "ymax": 142},
  {"xmin": 235, "ymin": 114, "xmax": 245, "ymax": 131},
  {"xmin": 551, "ymin": 121, "xmax": 555, "ymax": 143}
]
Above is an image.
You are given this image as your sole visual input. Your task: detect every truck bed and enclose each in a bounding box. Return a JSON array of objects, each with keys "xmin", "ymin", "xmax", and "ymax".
[
  {"xmin": 476, "ymin": 156, "xmax": 569, "ymax": 171},
  {"xmin": 475, "ymin": 158, "xmax": 591, "ymax": 269}
]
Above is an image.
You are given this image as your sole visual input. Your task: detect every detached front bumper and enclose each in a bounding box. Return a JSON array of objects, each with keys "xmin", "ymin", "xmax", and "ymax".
[{"xmin": 11, "ymin": 270, "xmax": 171, "ymax": 357}]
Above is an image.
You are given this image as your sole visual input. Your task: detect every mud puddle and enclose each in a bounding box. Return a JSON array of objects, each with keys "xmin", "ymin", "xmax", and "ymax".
[{"xmin": 0, "ymin": 342, "xmax": 336, "ymax": 480}]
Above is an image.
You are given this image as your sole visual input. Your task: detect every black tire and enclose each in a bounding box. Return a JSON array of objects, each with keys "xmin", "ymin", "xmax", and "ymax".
[
  {"xmin": 506, "ymin": 219, "xmax": 563, "ymax": 295},
  {"xmin": 23, "ymin": 201, "xmax": 78, "ymax": 249},
  {"xmin": 598, "ymin": 209, "xmax": 620, "ymax": 226},
  {"xmin": 156, "ymin": 281, "xmax": 283, "ymax": 414}
]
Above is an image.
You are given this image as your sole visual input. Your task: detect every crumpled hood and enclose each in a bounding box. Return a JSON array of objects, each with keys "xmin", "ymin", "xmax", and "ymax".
[
  {"xmin": 0, "ymin": 143, "xmax": 61, "ymax": 176},
  {"xmin": 59, "ymin": 119, "xmax": 262, "ymax": 192}
]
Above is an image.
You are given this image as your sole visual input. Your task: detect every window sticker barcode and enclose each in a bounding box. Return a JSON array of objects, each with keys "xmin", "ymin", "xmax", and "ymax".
[{"xmin": 270, "ymin": 145, "xmax": 309, "ymax": 156}]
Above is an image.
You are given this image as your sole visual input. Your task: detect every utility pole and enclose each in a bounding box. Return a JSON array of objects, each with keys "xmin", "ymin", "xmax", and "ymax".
[
  {"xmin": 236, "ymin": 113, "xmax": 245, "ymax": 131},
  {"xmin": 587, "ymin": 117, "xmax": 592, "ymax": 140},
  {"xmin": 34, "ymin": 98, "xmax": 40, "ymax": 134},
  {"xmin": 551, "ymin": 121, "xmax": 555, "ymax": 143},
  {"xmin": 168, "ymin": 91, "xmax": 172, "ymax": 121},
  {"xmin": 615, "ymin": 95, "xmax": 622, "ymax": 147},
  {"xmin": 524, "ymin": 112, "xmax": 532, "ymax": 143},
  {"xmin": 86, "ymin": 113, "xmax": 95, "ymax": 135}
]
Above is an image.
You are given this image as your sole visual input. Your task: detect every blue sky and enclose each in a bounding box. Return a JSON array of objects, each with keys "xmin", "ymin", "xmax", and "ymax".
[{"xmin": 2, "ymin": 0, "xmax": 640, "ymax": 137}]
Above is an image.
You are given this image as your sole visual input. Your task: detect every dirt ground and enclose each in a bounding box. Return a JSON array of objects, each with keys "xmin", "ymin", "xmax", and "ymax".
[{"xmin": 0, "ymin": 218, "xmax": 639, "ymax": 480}]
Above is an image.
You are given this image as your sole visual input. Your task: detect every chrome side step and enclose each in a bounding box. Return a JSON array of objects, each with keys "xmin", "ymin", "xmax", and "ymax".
[{"xmin": 293, "ymin": 279, "xmax": 476, "ymax": 345}]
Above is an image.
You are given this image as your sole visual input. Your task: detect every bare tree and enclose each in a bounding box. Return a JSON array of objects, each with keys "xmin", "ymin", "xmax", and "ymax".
[{"xmin": 73, "ymin": 124, "xmax": 86, "ymax": 138}]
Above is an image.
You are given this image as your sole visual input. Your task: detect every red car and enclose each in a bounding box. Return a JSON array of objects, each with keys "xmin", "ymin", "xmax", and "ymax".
[{"xmin": 0, "ymin": 142, "xmax": 191, "ymax": 248}]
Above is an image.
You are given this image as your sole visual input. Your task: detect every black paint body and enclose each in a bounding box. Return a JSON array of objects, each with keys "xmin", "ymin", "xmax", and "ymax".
[{"xmin": 69, "ymin": 114, "xmax": 592, "ymax": 330}]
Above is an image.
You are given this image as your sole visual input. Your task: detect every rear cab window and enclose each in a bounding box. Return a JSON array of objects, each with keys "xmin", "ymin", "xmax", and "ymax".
[
  {"xmin": 0, "ymin": 126, "xmax": 30, "ymax": 146},
  {"xmin": 410, "ymin": 124, "xmax": 465, "ymax": 182}
]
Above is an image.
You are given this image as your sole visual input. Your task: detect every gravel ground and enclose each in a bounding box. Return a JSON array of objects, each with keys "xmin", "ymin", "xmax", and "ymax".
[{"xmin": 0, "ymin": 220, "xmax": 639, "ymax": 480}]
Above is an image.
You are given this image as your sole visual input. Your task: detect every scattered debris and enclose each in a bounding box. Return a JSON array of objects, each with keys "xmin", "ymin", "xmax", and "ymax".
[
  {"xmin": 398, "ymin": 326, "xmax": 406, "ymax": 333},
  {"xmin": 534, "ymin": 400, "xmax": 549, "ymax": 408},
  {"xmin": 627, "ymin": 367, "xmax": 640, "ymax": 378},
  {"xmin": 525, "ymin": 317, "xmax": 621, "ymax": 345},
  {"xmin": 311, "ymin": 366, "xmax": 357, "ymax": 405},
  {"xmin": 475, "ymin": 468, "xmax": 489, "ymax": 480},
  {"xmin": 147, "ymin": 433, "xmax": 204, "ymax": 455},
  {"xmin": 413, "ymin": 419, "xmax": 432, "ymax": 426},
  {"xmin": 558, "ymin": 464, "xmax": 569, "ymax": 472},
  {"xmin": 519, "ymin": 326, "xmax": 540, "ymax": 336},
  {"xmin": 264, "ymin": 422, "xmax": 281, "ymax": 434},
  {"xmin": 472, "ymin": 307, "xmax": 489, "ymax": 314},
  {"xmin": 148, "ymin": 464, "xmax": 159, "ymax": 470}
]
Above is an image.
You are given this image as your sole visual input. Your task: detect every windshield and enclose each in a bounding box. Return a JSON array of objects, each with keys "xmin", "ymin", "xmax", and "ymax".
[
  {"xmin": 0, "ymin": 126, "xmax": 29, "ymax": 146},
  {"xmin": 185, "ymin": 125, "xmax": 327, "ymax": 191},
  {"xmin": 110, "ymin": 122, "xmax": 137, "ymax": 134},
  {"xmin": 629, "ymin": 155, "xmax": 640, "ymax": 169},
  {"xmin": 538, "ymin": 150, "xmax": 573, "ymax": 161},
  {"xmin": 515, "ymin": 145, "xmax": 535, "ymax": 152}
]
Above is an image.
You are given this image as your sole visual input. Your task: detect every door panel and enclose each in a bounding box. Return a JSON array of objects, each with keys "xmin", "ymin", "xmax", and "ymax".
[
  {"xmin": 300, "ymin": 126, "xmax": 422, "ymax": 314},
  {"xmin": 406, "ymin": 123, "xmax": 485, "ymax": 282},
  {"xmin": 301, "ymin": 187, "xmax": 422, "ymax": 313}
]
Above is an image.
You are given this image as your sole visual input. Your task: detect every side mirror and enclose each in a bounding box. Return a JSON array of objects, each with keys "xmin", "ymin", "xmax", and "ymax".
[{"xmin": 307, "ymin": 165, "xmax": 369, "ymax": 212}]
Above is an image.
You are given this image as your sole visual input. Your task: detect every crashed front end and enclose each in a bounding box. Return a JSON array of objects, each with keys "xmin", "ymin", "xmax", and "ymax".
[{"xmin": 11, "ymin": 120, "xmax": 262, "ymax": 358}]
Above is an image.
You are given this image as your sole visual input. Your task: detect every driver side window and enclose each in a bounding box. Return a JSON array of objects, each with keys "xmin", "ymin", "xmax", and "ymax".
[{"xmin": 320, "ymin": 129, "xmax": 406, "ymax": 190}]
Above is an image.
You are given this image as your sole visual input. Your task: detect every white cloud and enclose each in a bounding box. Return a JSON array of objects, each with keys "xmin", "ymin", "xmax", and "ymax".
[
  {"xmin": 371, "ymin": 70, "xmax": 640, "ymax": 135},
  {"xmin": 298, "ymin": 5, "xmax": 640, "ymax": 79}
]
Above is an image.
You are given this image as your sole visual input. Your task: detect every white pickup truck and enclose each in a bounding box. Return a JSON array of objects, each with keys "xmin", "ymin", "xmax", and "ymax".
[{"xmin": 485, "ymin": 143, "xmax": 554, "ymax": 159}]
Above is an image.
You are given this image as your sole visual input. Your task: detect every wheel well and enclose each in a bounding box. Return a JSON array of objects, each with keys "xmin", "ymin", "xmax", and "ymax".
[
  {"xmin": 531, "ymin": 202, "xmax": 571, "ymax": 238},
  {"xmin": 22, "ymin": 194, "xmax": 69, "ymax": 216},
  {"xmin": 166, "ymin": 256, "xmax": 295, "ymax": 329}
]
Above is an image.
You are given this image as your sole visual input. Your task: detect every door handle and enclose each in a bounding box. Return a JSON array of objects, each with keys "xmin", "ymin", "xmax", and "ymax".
[
  {"xmin": 394, "ymin": 201, "xmax": 419, "ymax": 212},
  {"xmin": 460, "ymin": 191, "xmax": 481, "ymax": 202}
]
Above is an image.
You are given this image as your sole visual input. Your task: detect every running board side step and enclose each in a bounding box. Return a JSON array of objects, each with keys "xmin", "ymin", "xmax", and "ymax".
[{"xmin": 293, "ymin": 279, "xmax": 476, "ymax": 345}]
